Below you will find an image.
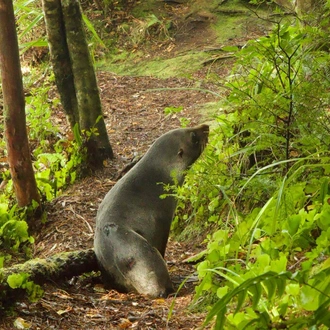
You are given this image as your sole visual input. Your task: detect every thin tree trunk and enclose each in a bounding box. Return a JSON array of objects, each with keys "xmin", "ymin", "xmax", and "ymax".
[
  {"xmin": 62, "ymin": 0, "xmax": 113, "ymax": 167},
  {"xmin": 0, "ymin": 0, "xmax": 40, "ymax": 209},
  {"xmin": 42, "ymin": 0, "xmax": 79, "ymax": 128},
  {"xmin": 43, "ymin": 0, "xmax": 114, "ymax": 168},
  {"xmin": 0, "ymin": 249, "xmax": 98, "ymax": 306}
]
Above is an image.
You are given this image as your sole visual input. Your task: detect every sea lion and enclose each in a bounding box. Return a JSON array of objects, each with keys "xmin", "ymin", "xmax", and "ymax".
[{"xmin": 94, "ymin": 124, "xmax": 209, "ymax": 297}]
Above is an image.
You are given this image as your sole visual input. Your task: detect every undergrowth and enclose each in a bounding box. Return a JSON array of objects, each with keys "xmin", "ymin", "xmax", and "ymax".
[
  {"xmin": 0, "ymin": 68, "xmax": 86, "ymax": 265},
  {"xmin": 174, "ymin": 12, "xmax": 330, "ymax": 330},
  {"xmin": 0, "ymin": 0, "xmax": 107, "ymax": 267},
  {"xmin": 0, "ymin": 0, "xmax": 109, "ymax": 303}
]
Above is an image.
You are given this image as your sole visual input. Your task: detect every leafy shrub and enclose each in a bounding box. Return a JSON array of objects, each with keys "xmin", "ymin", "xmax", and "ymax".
[
  {"xmin": 0, "ymin": 78, "xmax": 86, "ymax": 260},
  {"xmin": 173, "ymin": 15, "xmax": 330, "ymax": 330},
  {"xmin": 0, "ymin": 203, "xmax": 34, "ymax": 252},
  {"xmin": 7, "ymin": 272, "xmax": 43, "ymax": 302},
  {"xmin": 25, "ymin": 81, "xmax": 87, "ymax": 201}
]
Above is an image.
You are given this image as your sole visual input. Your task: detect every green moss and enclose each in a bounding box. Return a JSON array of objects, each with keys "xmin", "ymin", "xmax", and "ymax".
[
  {"xmin": 131, "ymin": 0, "xmax": 163, "ymax": 19},
  {"xmin": 212, "ymin": 15, "xmax": 245, "ymax": 44},
  {"xmin": 210, "ymin": 1, "xmax": 271, "ymax": 44},
  {"xmin": 99, "ymin": 51, "xmax": 213, "ymax": 78},
  {"xmin": 97, "ymin": 0, "xmax": 273, "ymax": 79}
]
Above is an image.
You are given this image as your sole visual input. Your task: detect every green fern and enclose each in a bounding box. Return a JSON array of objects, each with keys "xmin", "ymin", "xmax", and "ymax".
[{"xmin": 203, "ymin": 268, "xmax": 330, "ymax": 329}]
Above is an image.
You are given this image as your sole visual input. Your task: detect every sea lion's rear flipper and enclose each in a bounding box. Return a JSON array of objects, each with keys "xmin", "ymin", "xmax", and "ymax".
[{"xmin": 95, "ymin": 223, "xmax": 174, "ymax": 298}]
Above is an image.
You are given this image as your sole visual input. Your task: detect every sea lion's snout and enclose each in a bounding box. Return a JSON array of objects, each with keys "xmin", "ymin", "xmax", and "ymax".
[
  {"xmin": 201, "ymin": 124, "xmax": 209, "ymax": 133},
  {"xmin": 202, "ymin": 124, "xmax": 209, "ymax": 140},
  {"xmin": 196, "ymin": 124, "xmax": 209, "ymax": 151}
]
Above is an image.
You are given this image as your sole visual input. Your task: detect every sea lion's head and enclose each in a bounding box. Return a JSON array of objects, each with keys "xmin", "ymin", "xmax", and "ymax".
[
  {"xmin": 149, "ymin": 124, "xmax": 209, "ymax": 184},
  {"xmin": 176, "ymin": 124, "xmax": 209, "ymax": 167}
]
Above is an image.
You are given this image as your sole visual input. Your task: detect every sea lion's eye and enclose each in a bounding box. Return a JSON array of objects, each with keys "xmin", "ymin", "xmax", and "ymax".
[
  {"xmin": 191, "ymin": 132, "xmax": 199, "ymax": 145},
  {"xmin": 178, "ymin": 148, "xmax": 184, "ymax": 157}
]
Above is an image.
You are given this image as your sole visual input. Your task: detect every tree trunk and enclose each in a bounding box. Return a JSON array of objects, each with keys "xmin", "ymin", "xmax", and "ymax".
[
  {"xmin": 0, "ymin": 249, "xmax": 98, "ymax": 306},
  {"xmin": 0, "ymin": 0, "xmax": 40, "ymax": 209},
  {"xmin": 42, "ymin": 0, "xmax": 79, "ymax": 129},
  {"xmin": 42, "ymin": 0, "xmax": 114, "ymax": 168},
  {"xmin": 62, "ymin": 0, "xmax": 113, "ymax": 167}
]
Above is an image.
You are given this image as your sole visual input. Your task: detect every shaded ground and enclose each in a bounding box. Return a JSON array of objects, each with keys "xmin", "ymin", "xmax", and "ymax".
[
  {"xmin": 1, "ymin": 1, "xmax": 272, "ymax": 329},
  {"xmin": 1, "ymin": 71, "xmax": 221, "ymax": 330}
]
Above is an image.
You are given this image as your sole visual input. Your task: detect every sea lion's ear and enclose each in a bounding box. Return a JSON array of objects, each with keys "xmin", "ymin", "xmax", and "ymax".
[
  {"xmin": 178, "ymin": 148, "xmax": 184, "ymax": 157},
  {"xmin": 190, "ymin": 132, "xmax": 199, "ymax": 145}
]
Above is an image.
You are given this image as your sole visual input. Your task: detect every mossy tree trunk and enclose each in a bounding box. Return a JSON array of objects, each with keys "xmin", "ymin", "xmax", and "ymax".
[
  {"xmin": 42, "ymin": 0, "xmax": 114, "ymax": 168},
  {"xmin": 0, "ymin": 249, "xmax": 98, "ymax": 307},
  {"xmin": 41, "ymin": 0, "xmax": 79, "ymax": 128},
  {"xmin": 61, "ymin": 0, "xmax": 113, "ymax": 166},
  {"xmin": 0, "ymin": 0, "xmax": 40, "ymax": 211}
]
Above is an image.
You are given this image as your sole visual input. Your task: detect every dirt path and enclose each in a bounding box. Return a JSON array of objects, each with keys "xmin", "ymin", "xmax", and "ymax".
[{"xmin": 1, "ymin": 71, "xmax": 223, "ymax": 330}]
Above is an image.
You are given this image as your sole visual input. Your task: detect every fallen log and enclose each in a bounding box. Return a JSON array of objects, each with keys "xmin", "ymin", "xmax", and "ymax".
[{"xmin": 0, "ymin": 248, "xmax": 98, "ymax": 307}]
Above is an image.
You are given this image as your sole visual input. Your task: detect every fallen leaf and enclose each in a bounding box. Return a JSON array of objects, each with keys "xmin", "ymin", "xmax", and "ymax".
[
  {"xmin": 119, "ymin": 318, "xmax": 132, "ymax": 329},
  {"xmin": 93, "ymin": 284, "xmax": 106, "ymax": 293},
  {"xmin": 52, "ymin": 290, "xmax": 72, "ymax": 299},
  {"xmin": 57, "ymin": 306, "xmax": 73, "ymax": 315},
  {"xmin": 13, "ymin": 317, "xmax": 31, "ymax": 329}
]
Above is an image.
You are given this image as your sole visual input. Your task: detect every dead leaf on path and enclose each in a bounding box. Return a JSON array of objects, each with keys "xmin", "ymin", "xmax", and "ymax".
[
  {"xmin": 119, "ymin": 318, "xmax": 133, "ymax": 329},
  {"xmin": 93, "ymin": 283, "xmax": 106, "ymax": 293},
  {"xmin": 13, "ymin": 317, "xmax": 31, "ymax": 329},
  {"xmin": 52, "ymin": 290, "xmax": 73, "ymax": 299},
  {"xmin": 57, "ymin": 306, "xmax": 73, "ymax": 315},
  {"xmin": 152, "ymin": 298, "xmax": 166, "ymax": 306}
]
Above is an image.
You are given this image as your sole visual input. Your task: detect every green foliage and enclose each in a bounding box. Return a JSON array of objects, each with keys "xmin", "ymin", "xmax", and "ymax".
[
  {"xmin": 14, "ymin": 0, "xmax": 47, "ymax": 53},
  {"xmin": 118, "ymin": 13, "xmax": 172, "ymax": 47},
  {"xmin": 14, "ymin": 0, "xmax": 106, "ymax": 56},
  {"xmin": 164, "ymin": 106, "xmax": 183, "ymax": 116},
  {"xmin": 25, "ymin": 84, "xmax": 59, "ymax": 144},
  {"xmin": 172, "ymin": 14, "xmax": 330, "ymax": 329},
  {"xmin": 0, "ymin": 77, "xmax": 86, "ymax": 261},
  {"xmin": 227, "ymin": 21, "xmax": 330, "ymax": 173},
  {"xmin": 7, "ymin": 272, "xmax": 43, "ymax": 302},
  {"xmin": 0, "ymin": 203, "xmax": 34, "ymax": 252},
  {"xmin": 203, "ymin": 269, "xmax": 330, "ymax": 329},
  {"xmin": 25, "ymin": 82, "xmax": 86, "ymax": 201}
]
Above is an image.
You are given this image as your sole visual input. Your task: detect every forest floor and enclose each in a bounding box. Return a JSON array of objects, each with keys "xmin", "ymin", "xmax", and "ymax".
[
  {"xmin": 2, "ymin": 73, "xmax": 219, "ymax": 330},
  {"xmin": 1, "ymin": 1, "xmax": 273, "ymax": 329}
]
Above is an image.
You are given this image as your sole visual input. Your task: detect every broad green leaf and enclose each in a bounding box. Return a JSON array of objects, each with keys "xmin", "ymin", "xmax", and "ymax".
[
  {"xmin": 270, "ymin": 255, "xmax": 287, "ymax": 273},
  {"xmin": 300, "ymin": 286, "xmax": 319, "ymax": 311},
  {"xmin": 82, "ymin": 14, "xmax": 106, "ymax": 48},
  {"xmin": 217, "ymin": 286, "xmax": 229, "ymax": 299},
  {"xmin": 0, "ymin": 203, "xmax": 8, "ymax": 214},
  {"xmin": 222, "ymin": 46, "xmax": 239, "ymax": 52},
  {"xmin": 7, "ymin": 273, "xmax": 29, "ymax": 289},
  {"xmin": 276, "ymin": 275, "xmax": 287, "ymax": 298},
  {"xmin": 314, "ymin": 298, "xmax": 330, "ymax": 327},
  {"xmin": 256, "ymin": 254, "xmax": 270, "ymax": 270},
  {"xmin": 285, "ymin": 283, "xmax": 300, "ymax": 296},
  {"xmin": 287, "ymin": 214, "xmax": 301, "ymax": 235},
  {"xmin": 214, "ymin": 306, "xmax": 226, "ymax": 330}
]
